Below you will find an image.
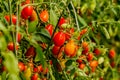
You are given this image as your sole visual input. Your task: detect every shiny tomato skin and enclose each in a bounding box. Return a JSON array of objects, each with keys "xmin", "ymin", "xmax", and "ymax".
[
  {"xmin": 53, "ymin": 32, "xmax": 65, "ymax": 46},
  {"xmin": 5, "ymin": 15, "xmax": 17, "ymax": 25},
  {"xmin": 45, "ymin": 24, "xmax": 53, "ymax": 36},
  {"xmin": 52, "ymin": 45, "xmax": 60, "ymax": 55},
  {"xmin": 109, "ymin": 49, "xmax": 116, "ymax": 59},
  {"xmin": 31, "ymin": 73, "xmax": 38, "ymax": 80},
  {"xmin": 21, "ymin": 6, "xmax": 33, "ymax": 19},
  {"xmin": 39, "ymin": 10, "xmax": 49, "ymax": 22},
  {"xmin": 7, "ymin": 42, "xmax": 18, "ymax": 51},
  {"xmin": 64, "ymin": 40, "xmax": 77, "ymax": 57},
  {"xmin": 17, "ymin": 32, "xmax": 22, "ymax": 42},
  {"xmin": 18, "ymin": 62, "xmax": 25, "ymax": 72},
  {"xmin": 58, "ymin": 17, "xmax": 66, "ymax": 28}
]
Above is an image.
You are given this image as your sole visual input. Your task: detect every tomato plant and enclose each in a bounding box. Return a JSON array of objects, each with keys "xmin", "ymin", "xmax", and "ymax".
[{"xmin": 0, "ymin": 0, "xmax": 120, "ymax": 80}]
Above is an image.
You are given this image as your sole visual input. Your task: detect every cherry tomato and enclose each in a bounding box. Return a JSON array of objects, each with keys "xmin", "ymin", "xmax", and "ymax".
[
  {"xmin": 58, "ymin": 17, "xmax": 66, "ymax": 28},
  {"xmin": 80, "ymin": 28, "xmax": 87, "ymax": 35},
  {"xmin": 21, "ymin": 6, "xmax": 33, "ymax": 19},
  {"xmin": 4, "ymin": 15, "xmax": 17, "ymax": 25},
  {"xmin": 52, "ymin": 45, "xmax": 60, "ymax": 55},
  {"xmin": 78, "ymin": 63, "xmax": 85, "ymax": 70},
  {"xmin": 43, "ymin": 67, "xmax": 49, "ymax": 74},
  {"xmin": 18, "ymin": 62, "xmax": 25, "ymax": 72},
  {"xmin": 87, "ymin": 53, "xmax": 93, "ymax": 62},
  {"xmin": 7, "ymin": 42, "xmax": 19, "ymax": 51},
  {"xmin": 37, "ymin": 65, "xmax": 43, "ymax": 73},
  {"xmin": 82, "ymin": 46, "xmax": 89, "ymax": 55},
  {"xmin": 110, "ymin": 61, "xmax": 116, "ymax": 68},
  {"xmin": 90, "ymin": 60, "xmax": 98, "ymax": 68},
  {"xmin": 45, "ymin": 24, "xmax": 53, "ymax": 36},
  {"xmin": 17, "ymin": 32, "xmax": 22, "ymax": 42},
  {"xmin": 64, "ymin": 40, "xmax": 77, "ymax": 57},
  {"xmin": 76, "ymin": 59, "xmax": 82, "ymax": 64},
  {"xmin": 109, "ymin": 49, "xmax": 116, "ymax": 59},
  {"xmin": 31, "ymin": 73, "xmax": 38, "ymax": 80},
  {"xmin": 39, "ymin": 10, "xmax": 49, "ymax": 22},
  {"xmin": 82, "ymin": 41, "xmax": 88, "ymax": 49},
  {"xmin": 93, "ymin": 48, "xmax": 101, "ymax": 56},
  {"xmin": 29, "ymin": 10, "xmax": 38, "ymax": 21},
  {"xmin": 53, "ymin": 32, "xmax": 65, "ymax": 46},
  {"xmin": 25, "ymin": 46, "xmax": 36, "ymax": 58},
  {"xmin": 49, "ymin": 60, "xmax": 53, "ymax": 65},
  {"xmin": 33, "ymin": 67, "xmax": 38, "ymax": 73}
]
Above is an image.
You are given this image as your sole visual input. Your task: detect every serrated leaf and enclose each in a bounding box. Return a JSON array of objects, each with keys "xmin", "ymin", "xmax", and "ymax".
[
  {"xmin": 50, "ymin": 9, "xmax": 58, "ymax": 26},
  {"xmin": 28, "ymin": 20, "xmax": 38, "ymax": 33}
]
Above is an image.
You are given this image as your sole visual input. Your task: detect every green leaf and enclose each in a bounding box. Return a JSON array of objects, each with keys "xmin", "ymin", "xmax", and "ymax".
[
  {"xmin": 28, "ymin": 20, "xmax": 38, "ymax": 33},
  {"xmin": 1, "ymin": 71, "xmax": 7, "ymax": 80},
  {"xmin": 77, "ymin": 15, "xmax": 87, "ymax": 26},
  {"xmin": 0, "ymin": 36, "xmax": 7, "ymax": 51},
  {"xmin": 2, "ymin": 51, "xmax": 19, "ymax": 74},
  {"xmin": 65, "ymin": 60, "xmax": 73, "ymax": 66},
  {"xmin": 101, "ymin": 27, "xmax": 110, "ymax": 39},
  {"xmin": 50, "ymin": 9, "xmax": 58, "ymax": 26},
  {"xmin": 35, "ymin": 45, "xmax": 46, "ymax": 68},
  {"xmin": 70, "ymin": 68, "xmax": 75, "ymax": 76}
]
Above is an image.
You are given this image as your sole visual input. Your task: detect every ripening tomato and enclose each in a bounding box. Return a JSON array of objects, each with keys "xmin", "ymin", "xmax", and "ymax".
[
  {"xmin": 4, "ymin": 15, "xmax": 17, "ymax": 25},
  {"xmin": 82, "ymin": 46, "xmax": 89, "ymax": 55},
  {"xmin": 109, "ymin": 49, "xmax": 116, "ymax": 59},
  {"xmin": 87, "ymin": 53, "xmax": 93, "ymax": 62},
  {"xmin": 25, "ymin": 46, "xmax": 36, "ymax": 58},
  {"xmin": 33, "ymin": 67, "xmax": 38, "ymax": 73},
  {"xmin": 78, "ymin": 63, "xmax": 85, "ymax": 70},
  {"xmin": 52, "ymin": 45, "xmax": 60, "ymax": 55},
  {"xmin": 53, "ymin": 32, "xmax": 65, "ymax": 46},
  {"xmin": 82, "ymin": 41, "xmax": 88, "ymax": 49},
  {"xmin": 21, "ymin": 6, "xmax": 33, "ymax": 19},
  {"xmin": 93, "ymin": 48, "xmax": 101, "ymax": 56},
  {"xmin": 7, "ymin": 42, "xmax": 19, "ymax": 51},
  {"xmin": 110, "ymin": 61, "xmax": 116, "ymax": 68},
  {"xmin": 80, "ymin": 28, "xmax": 87, "ymax": 35},
  {"xmin": 39, "ymin": 10, "xmax": 49, "ymax": 22},
  {"xmin": 58, "ymin": 17, "xmax": 66, "ymax": 28},
  {"xmin": 17, "ymin": 32, "xmax": 22, "ymax": 42},
  {"xmin": 64, "ymin": 40, "xmax": 77, "ymax": 57},
  {"xmin": 76, "ymin": 59, "xmax": 82, "ymax": 64},
  {"xmin": 31, "ymin": 73, "xmax": 38, "ymax": 80},
  {"xmin": 29, "ymin": 10, "xmax": 38, "ymax": 21},
  {"xmin": 45, "ymin": 24, "xmax": 53, "ymax": 36},
  {"xmin": 37, "ymin": 65, "xmax": 43, "ymax": 73},
  {"xmin": 90, "ymin": 60, "xmax": 98, "ymax": 68},
  {"xmin": 18, "ymin": 62, "xmax": 25, "ymax": 72}
]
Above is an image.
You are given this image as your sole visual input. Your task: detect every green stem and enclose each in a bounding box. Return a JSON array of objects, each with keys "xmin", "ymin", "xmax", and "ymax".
[{"xmin": 70, "ymin": 1, "xmax": 80, "ymax": 31}]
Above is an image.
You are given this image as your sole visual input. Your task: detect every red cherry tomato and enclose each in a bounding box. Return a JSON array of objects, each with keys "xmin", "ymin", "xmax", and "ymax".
[
  {"xmin": 31, "ymin": 73, "xmax": 38, "ymax": 80},
  {"xmin": 87, "ymin": 53, "xmax": 93, "ymax": 62},
  {"xmin": 53, "ymin": 32, "xmax": 65, "ymax": 46},
  {"xmin": 109, "ymin": 49, "xmax": 116, "ymax": 59},
  {"xmin": 25, "ymin": 46, "xmax": 36, "ymax": 58},
  {"xmin": 52, "ymin": 45, "xmax": 60, "ymax": 55},
  {"xmin": 78, "ymin": 63, "xmax": 85, "ymax": 70},
  {"xmin": 33, "ymin": 67, "xmax": 38, "ymax": 73},
  {"xmin": 93, "ymin": 48, "xmax": 101, "ymax": 56},
  {"xmin": 58, "ymin": 17, "xmax": 66, "ymax": 28},
  {"xmin": 37, "ymin": 65, "xmax": 43, "ymax": 73},
  {"xmin": 21, "ymin": 6, "xmax": 33, "ymax": 19},
  {"xmin": 7, "ymin": 42, "xmax": 19, "ymax": 51},
  {"xmin": 4, "ymin": 15, "xmax": 17, "ymax": 25},
  {"xmin": 82, "ymin": 46, "xmax": 89, "ymax": 55},
  {"xmin": 45, "ymin": 24, "xmax": 53, "ymax": 36},
  {"xmin": 90, "ymin": 60, "xmax": 98, "ymax": 68},
  {"xmin": 39, "ymin": 10, "xmax": 49, "ymax": 22},
  {"xmin": 18, "ymin": 62, "xmax": 25, "ymax": 72},
  {"xmin": 76, "ymin": 59, "xmax": 82, "ymax": 64},
  {"xmin": 17, "ymin": 32, "xmax": 22, "ymax": 42}
]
